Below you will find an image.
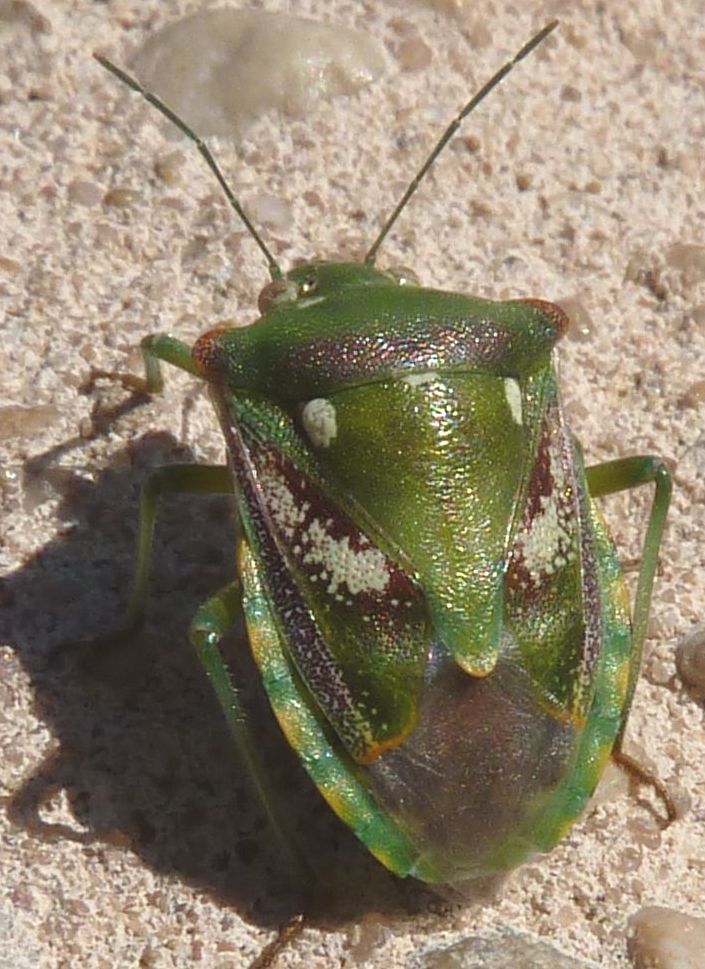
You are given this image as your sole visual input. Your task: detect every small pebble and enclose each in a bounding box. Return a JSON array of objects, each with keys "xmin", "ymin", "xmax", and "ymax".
[
  {"xmin": 0, "ymin": 255, "xmax": 20, "ymax": 274},
  {"xmin": 132, "ymin": 9, "xmax": 385, "ymax": 138},
  {"xmin": 675, "ymin": 625, "xmax": 705, "ymax": 700},
  {"xmin": 0, "ymin": 0, "xmax": 50, "ymax": 33},
  {"xmin": 103, "ymin": 187, "xmax": 140, "ymax": 208},
  {"xmin": 0, "ymin": 404, "xmax": 59, "ymax": 442},
  {"xmin": 67, "ymin": 179, "xmax": 103, "ymax": 206},
  {"xmin": 679, "ymin": 378, "xmax": 705, "ymax": 408},
  {"xmin": 396, "ymin": 37, "xmax": 432, "ymax": 71},
  {"xmin": 666, "ymin": 243, "xmax": 705, "ymax": 280},
  {"xmin": 628, "ymin": 906, "xmax": 705, "ymax": 969},
  {"xmin": 154, "ymin": 153, "xmax": 184, "ymax": 185},
  {"xmin": 416, "ymin": 927, "xmax": 599, "ymax": 968}
]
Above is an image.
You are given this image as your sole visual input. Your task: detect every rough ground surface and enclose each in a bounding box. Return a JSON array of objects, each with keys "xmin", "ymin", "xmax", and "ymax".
[{"xmin": 1, "ymin": 1, "xmax": 704, "ymax": 967}]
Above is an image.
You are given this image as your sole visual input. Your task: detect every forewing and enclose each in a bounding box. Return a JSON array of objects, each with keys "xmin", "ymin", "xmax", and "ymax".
[
  {"xmin": 216, "ymin": 390, "xmax": 431, "ymax": 764},
  {"xmin": 505, "ymin": 372, "xmax": 603, "ymax": 724}
]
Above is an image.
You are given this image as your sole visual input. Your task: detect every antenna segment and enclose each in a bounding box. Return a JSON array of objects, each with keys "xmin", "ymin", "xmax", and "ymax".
[
  {"xmin": 364, "ymin": 20, "xmax": 558, "ymax": 266},
  {"xmin": 94, "ymin": 54, "xmax": 283, "ymax": 281}
]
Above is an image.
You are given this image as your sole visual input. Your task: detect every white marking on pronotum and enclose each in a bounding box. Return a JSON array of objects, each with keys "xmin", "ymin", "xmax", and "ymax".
[
  {"xmin": 301, "ymin": 397, "xmax": 337, "ymax": 448},
  {"xmin": 504, "ymin": 377, "xmax": 523, "ymax": 425}
]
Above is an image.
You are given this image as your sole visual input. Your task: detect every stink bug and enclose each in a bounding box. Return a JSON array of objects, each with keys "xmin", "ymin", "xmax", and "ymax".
[{"xmin": 91, "ymin": 18, "xmax": 672, "ymax": 910}]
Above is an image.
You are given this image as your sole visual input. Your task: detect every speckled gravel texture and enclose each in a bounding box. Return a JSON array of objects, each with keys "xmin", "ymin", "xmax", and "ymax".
[{"xmin": 1, "ymin": 2, "xmax": 704, "ymax": 968}]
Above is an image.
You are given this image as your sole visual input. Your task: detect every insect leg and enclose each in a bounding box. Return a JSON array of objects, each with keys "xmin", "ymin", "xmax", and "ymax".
[
  {"xmin": 122, "ymin": 463, "xmax": 233, "ymax": 633},
  {"xmin": 140, "ymin": 334, "xmax": 202, "ymax": 392},
  {"xmin": 49, "ymin": 463, "xmax": 233, "ymax": 670},
  {"xmin": 586, "ymin": 456, "xmax": 674, "ymax": 823},
  {"xmin": 189, "ymin": 582, "xmax": 311, "ymax": 879},
  {"xmin": 586, "ymin": 456, "xmax": 671, "ymax": 661},
  {"xmin": 189, "ymin": 583, "xmax": 311, "ymax": 959},
  {"xmin": 79, "ymin": 335, "xmax": 198, "ymax": 398}
]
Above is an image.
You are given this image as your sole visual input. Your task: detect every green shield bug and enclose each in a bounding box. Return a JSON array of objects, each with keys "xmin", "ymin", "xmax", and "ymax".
[{"xmin": 89, "ymin": 16, "xmax": 673, "ymax": 952}]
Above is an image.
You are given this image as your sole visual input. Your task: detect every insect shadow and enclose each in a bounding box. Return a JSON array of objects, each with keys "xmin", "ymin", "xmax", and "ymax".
[{"xmin": 3, "ymin": 427, "xmax": 445, "ymax": 933}]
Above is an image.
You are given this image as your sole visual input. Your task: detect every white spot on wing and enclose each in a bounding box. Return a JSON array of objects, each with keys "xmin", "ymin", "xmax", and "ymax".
[
  {"xmin": 518, "ymin": 442, "xmax": 576, "ymax": 585},
  {"xmin": 303, "ymin": 519, "xmax": 389, "ymax": 596},
  {"xmin": 262, "ymin": 472, "xmax": 306, "ymax": 538},
  {"xmin": 520, "ymin": 493, "xmax": 574, "ymax": 580},
  {"xmin": 260, "ymin": 464, "xmax": 390, "ymax": 601}
]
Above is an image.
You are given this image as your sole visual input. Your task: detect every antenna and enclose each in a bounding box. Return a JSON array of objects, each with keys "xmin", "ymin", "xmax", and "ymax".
[
  {"xmin": 364, "ymin": 20, "xmax": 559, "ymax": 266},
  {"xmin": 94, "ymin": 54, "xmax": 283, "ymax": 281}
]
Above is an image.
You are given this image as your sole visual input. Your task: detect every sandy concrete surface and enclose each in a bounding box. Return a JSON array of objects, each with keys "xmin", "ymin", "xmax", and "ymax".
[{"xmin": 1, "ymin": 1, "xmax": 704, "ymax": 967}]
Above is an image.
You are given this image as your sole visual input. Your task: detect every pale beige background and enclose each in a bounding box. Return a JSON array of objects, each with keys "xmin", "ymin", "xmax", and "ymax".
[{"xmin": 1, "ymin": 2, "xmax": 704, "ymax": 967}]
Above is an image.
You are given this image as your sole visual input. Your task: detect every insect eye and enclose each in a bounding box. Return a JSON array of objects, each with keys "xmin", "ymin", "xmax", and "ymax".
[
  {"xmin": 385, "ymin": 266, "xmax": 420, "ymax": 287},
  {"xmin": 258, "ymin": 278, "xmax": 298, "ymax": 315},
  {"xmin": 298, "ymin": 274, "xmax": 318, "ymax": 297}
]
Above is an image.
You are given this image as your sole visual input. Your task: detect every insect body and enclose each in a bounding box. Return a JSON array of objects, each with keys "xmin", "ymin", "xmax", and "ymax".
[{"xmin": 94, "ymin": 21, "xmax": 671, "ymax": 890}]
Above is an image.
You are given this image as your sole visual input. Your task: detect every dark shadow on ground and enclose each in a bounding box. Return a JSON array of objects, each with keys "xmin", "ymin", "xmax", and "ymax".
[{"xmin": 2, "ymin": 427, "xmax": 440, "ymax": 936}]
